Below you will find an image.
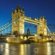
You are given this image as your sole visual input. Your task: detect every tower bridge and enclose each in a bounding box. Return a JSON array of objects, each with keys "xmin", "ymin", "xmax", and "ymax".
[
  {"xmin": 0, "ymin": 6, "xmax": 55, "ymax": 39},
  {"xmin": 12, "ymin": 6, "xmax": 47, "ymax": 36}
]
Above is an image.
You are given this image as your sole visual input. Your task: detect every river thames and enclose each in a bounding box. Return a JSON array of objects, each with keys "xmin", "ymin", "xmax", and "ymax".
[{"xmin": 0, "ymin": 42, "xmax": 55, "ymax": 55}]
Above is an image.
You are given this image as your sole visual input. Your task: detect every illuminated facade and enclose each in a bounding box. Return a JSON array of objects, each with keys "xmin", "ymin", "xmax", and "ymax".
[
  {"xmin": 12, "ymin": 7, "xmax": 25, "ymax": 34},
  {"xmin": 37, "ymin": 17, "xmax": 47, "ymax": 36},
  {"xmin": 12, "ymin": 6, "xmax": 47, "ymax": 36}
]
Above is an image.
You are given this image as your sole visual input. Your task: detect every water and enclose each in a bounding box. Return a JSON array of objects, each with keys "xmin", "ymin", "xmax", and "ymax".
[{"xmin": 0, "ymin": 42, "xmax": 55, "ymax": 55}]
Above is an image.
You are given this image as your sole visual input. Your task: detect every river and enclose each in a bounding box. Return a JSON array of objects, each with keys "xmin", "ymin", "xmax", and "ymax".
[{"xmin": 0, "ymin": 42, "xmax": 55, "ymax": 55}]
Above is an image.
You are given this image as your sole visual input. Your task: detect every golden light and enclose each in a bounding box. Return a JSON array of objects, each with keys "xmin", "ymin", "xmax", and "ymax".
[
  {"xmin": 24, "ymin": 37, "xmax": 27, "ymax": 40},
  {"xmin": 47, "ymin": 43, "xmax": 51, "ymax": 55},
  {"xmin": 34, "ymin": 34, "xmax": 37, "ymax": 36},
  {"xmin": 20, "ymin": 45, "xmax": 25, "ymax": 55},
  {"xmin": 4, "ymin": 43, "xmax": 9, "ymax": 55},
  {"xmin": 6, "ymin": 37, "xmax": 10, "ymax": 42},
  {"xmin": 20, "ymin": 36, "xmax": 23, "ymax": 39}
]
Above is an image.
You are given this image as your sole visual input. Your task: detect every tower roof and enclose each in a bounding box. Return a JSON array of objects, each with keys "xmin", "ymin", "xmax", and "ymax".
[
  {"xmin": 16, "ymin": 5, "xmax": 24, "ymax": 12},
  {"xmin": 12, "ymin": 5, "xmax": 24, "ymax": 14}
]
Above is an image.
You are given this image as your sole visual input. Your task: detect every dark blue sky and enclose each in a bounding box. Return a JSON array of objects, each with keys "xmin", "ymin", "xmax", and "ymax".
[{"xmin": 0, "ymin": 0, "xmax": 55, "ymax": 33}]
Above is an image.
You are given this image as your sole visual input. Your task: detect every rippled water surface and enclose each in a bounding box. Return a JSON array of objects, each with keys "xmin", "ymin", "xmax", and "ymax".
[{"xmin": 0, "ymin": 42, "xmax": 55, "ymax": 55}]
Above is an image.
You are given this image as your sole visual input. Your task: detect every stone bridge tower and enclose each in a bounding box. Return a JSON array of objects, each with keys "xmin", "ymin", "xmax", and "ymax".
[
  {"xmin": 12, "ymin": 6, "xmax": 25, "ymax": 35},
  {"xmin": 37, "ymin": 17, "xmax": 47, "ymax": 36}
]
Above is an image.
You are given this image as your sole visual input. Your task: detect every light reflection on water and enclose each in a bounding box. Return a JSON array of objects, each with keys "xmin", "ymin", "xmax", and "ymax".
[
  {"xmin": 47, "ymin": 43, "xmax": 51, "ymax": 55},
  {"xmin": 0, "ymin": 42, "xmax": 55, "ymax": 55},
  {"xmin": 4, "ymin": 43, "xmax": 9, "ymax": 55}
]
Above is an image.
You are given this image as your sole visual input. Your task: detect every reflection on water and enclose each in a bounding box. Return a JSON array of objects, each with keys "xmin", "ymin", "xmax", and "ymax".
[
  {"xmin": 0, "ymin": 42, "xmax": 55, "ymax": 55},
  {"xmin": 4, "ymin": 43, "xmax": 9, "ymax": 55},
  {"xmin": 47, "ymin": 43, "xmax": 51, "ymax": 55}
]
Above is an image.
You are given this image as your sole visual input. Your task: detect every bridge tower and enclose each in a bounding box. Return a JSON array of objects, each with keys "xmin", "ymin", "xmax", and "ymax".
[
  {"xmin": 37, "ymin": 17, "xmax": 47, "ymax": 36},
  {"xmin": 12, "ymin": 6, "xmax": 25, "ymax": 35}
]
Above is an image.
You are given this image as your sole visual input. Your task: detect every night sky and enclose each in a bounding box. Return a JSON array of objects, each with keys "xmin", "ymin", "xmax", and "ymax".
[{"xmin": 0, "ymin": 0, "xmax": 55, "ymax": 34}]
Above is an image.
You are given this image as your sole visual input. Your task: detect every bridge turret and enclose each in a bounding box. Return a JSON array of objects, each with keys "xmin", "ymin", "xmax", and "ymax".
[
  {"xmin": 12, "ymin": 6, "xmax": 25, "ymax": 35},
  {"xmin": 37, "ymin": 16, "xmax": 47, "ymax": 36},
  {"xmin": 12, "ymin": 6, "xmax": 25, "ymax": 19}
]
